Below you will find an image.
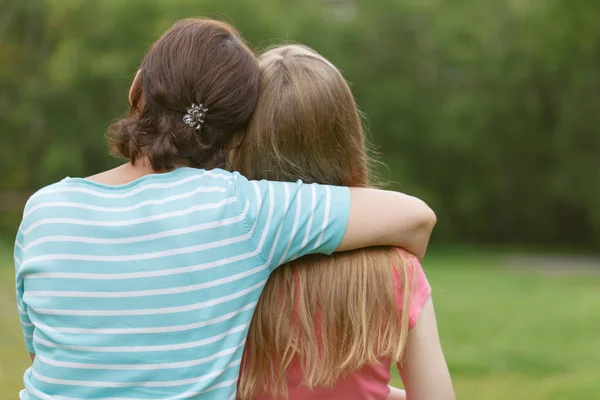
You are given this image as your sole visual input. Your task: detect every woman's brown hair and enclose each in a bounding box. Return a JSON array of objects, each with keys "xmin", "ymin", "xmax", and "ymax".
[
  {"xmin": 108, "ymin": 18, "xmax": 259, "ymax": 171},
  {"xmin": 231, "ymin": 45, "xmax": 415, "ymax": 399}
]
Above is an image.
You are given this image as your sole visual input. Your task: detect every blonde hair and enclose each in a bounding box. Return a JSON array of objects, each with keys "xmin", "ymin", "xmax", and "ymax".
[{"xmin": 230, "ymin": 45, "xmax": 415, "ymax": 399}]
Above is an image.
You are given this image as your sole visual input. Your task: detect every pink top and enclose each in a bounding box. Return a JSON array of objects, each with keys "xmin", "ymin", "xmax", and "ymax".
[{"xmin": 244, "ymin": 249, "xmax": 432, "ymax": 400}]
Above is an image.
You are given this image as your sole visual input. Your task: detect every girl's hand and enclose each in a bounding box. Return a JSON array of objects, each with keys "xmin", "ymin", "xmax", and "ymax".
[{"xmin": 387, "ymin": 386, "xmax": 406, "ymax": 400}]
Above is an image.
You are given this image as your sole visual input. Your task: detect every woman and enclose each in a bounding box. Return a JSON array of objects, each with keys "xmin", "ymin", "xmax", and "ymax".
[
  {"xmin": 233, "ymin": 45, "xmax": 454, "ymax": 400},
  {"xmin": 14, "ymin": 19, "xmax": 436, "ymax": 399}
]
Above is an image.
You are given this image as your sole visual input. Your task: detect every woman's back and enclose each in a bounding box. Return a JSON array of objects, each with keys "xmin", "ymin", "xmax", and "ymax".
[{"xmin": 15, "ymin": 167, "xmax": 350, "ymax": 399}]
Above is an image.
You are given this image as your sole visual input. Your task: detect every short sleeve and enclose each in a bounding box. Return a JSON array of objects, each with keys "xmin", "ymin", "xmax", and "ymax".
[
  {"xmin": 393, "ymin": 249, "xmax": 431, "ymax": 329},
  {"xmin": 232, "ymin": 172, "xmax": 350, "ymax": 270},
  {"xmin": 14, "ymin": 228, "xmax": 35, "ymax": 353}
]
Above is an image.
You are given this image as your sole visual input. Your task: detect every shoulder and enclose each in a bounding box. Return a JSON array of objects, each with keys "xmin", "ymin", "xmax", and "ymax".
[
  {"xmin": 17, "ymin": 180, "xmax": 71, "ymax": 242},
  {"xmin": 395, "ymin": 248, "xmax": 420, "ymax": 266},
  {"xmin": 23, "ymin": 180, "xmax": 71, "ymax": 214},
  {"xmin": 392, "ymin": 248, "xmax": 429, "ymax": 290},
  {"xmin": 225, "ymin": 170, "xmax": 267, "ymax": 201},
  {"xmin": 390, "ymin": 248, "xmax": 431, "ymax": 328},
  {"xmin": 389, "ymin": 248, "xmax": 422, "ymax": 281}
]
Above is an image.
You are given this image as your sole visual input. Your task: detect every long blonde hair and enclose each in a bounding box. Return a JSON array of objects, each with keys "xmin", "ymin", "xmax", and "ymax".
[{"xmin": 229, "ymin": 45, "xmax": 415, "ymax": 399}]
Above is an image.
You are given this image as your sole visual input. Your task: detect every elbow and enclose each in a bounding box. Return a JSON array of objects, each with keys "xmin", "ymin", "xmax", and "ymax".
[
  {"xmin": 411, "ymin": 201, "xmax": 436, "ymax": 259},
  {"xmin": 422, "ymin": 203, "xmax": 437, "ymax": 231},
  {"xmin": 417, "ymin": 200, "xmax": 436, "ymax": 237}
]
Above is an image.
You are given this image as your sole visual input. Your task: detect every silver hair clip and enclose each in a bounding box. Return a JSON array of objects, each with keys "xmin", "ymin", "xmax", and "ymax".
[{"xmin": 183, "ymin": 103, "xmax": 209, "ymax": 131}]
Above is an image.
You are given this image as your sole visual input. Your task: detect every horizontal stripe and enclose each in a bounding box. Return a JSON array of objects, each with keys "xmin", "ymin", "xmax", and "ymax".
[
  {"xmin": 33, "ymin": 303, "xmax": 255, "ymax": 335},
  {"xmin": 15, "ymin": 240, "xmax": 24, "ymax": 252},
  {"xmin": 22, "ymin": 197, "xmax": 236, "ymax": 236},
  {"xmin": 28, "ymin": 263, "xmax": 268, "ymax": 298},
  {"xmin": 24, "ymin": 185, "xmax": 227, "ymax": 218},
  {"xmin": 23, "ymin": 229, "xmax": 248, "ymax": 265},
  {"xmin": 26, "ymin": 378, "xmax": 238, "ymax": 400},
  {"xmin": 24, "ymin": 201, "xmax": 250, "ymax": 251},
  {"xmin": 34, "ymin": 324, "xmax": 248, "ymax": 353},
  {"xmin": 29, "ymin": 171, "xmax": 231, "ymax": 201},
  {"xmin": 31, "ymin": 359, "xmax": 240, "ymax": 387},
  {"xmin": 27, "ymin": 247, "xmax": 260, "ymax": 280},
  {"xmin": 35, "ymin": 342, "xmax": 244, "ymax": 370},
  {"xmin": 31, "ymin": 280, "xmax": 265, "ymax": 316},
  {"xmin": 34, "ymin": 324, "xmax": 248, "ymax": 355},
  {"xmin": 201, "ymin": 379, "xmax": 238, "ymax": 398},
  {"xmin": 23, "ymin": 384, "xmax": 59, "ymax": 400}
]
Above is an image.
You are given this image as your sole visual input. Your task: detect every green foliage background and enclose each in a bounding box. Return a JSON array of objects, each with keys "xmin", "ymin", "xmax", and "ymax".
[
  {"xmin": 1, "ymin": 2, "xmax": 599, "ymax": 398},
  {"xmin": 1, "ymin": 0, "xmax": 599, "ymax": 247}
]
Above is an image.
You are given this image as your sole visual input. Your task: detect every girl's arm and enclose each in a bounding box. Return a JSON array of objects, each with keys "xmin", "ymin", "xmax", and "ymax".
[
  {"xmin": 337, "ymin": 188, "xmax": 436, "ymax": 259},
  {"xmin": 397, "ymin": 298, "xmax": 455, "ymax": 400}
]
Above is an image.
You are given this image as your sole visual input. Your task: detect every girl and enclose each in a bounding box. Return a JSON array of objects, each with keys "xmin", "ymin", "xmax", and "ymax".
[
  {"xmin": 14, "ymin": 20, "xmax": 436, "ymax": 399},
  {"xmin": 233, "ymin": 45, "xmax": 454, "ymax": 400}
]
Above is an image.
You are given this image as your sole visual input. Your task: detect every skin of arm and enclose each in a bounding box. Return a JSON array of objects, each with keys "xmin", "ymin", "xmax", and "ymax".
[
  {"xmin": 398, "ymin": 298, "xmax": 455, "ymax": 400},
  {"xmin": 387, "ymin": 386, "xmax": 407, "ymax": 400},
  {"xmin": 30, "ymin": 353, "xmax": 35, "ymax": 362},
  {"xmin": 336, "ymin": 188, "xmax": 436, "ymax": 259}
]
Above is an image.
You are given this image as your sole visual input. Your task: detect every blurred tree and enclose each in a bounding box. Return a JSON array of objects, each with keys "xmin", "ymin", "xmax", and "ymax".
[{"xmin": 0, "ymin": 0, "xmax": 598, "ymax": 247}]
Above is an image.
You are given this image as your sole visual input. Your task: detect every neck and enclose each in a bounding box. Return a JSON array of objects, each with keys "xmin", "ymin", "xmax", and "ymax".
[
  {"xmin": 85, "ymin": 157, "xmax": 179, "ymax": 186},
  {"xmin": 130, "ymin": 157, "xmax": 159, "ymax": 175}
]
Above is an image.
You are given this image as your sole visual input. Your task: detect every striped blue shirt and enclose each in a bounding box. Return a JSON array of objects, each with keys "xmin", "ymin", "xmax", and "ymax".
[{"xmin": 14, "ymin": 167, "xmax": 350, "ymax": 400}]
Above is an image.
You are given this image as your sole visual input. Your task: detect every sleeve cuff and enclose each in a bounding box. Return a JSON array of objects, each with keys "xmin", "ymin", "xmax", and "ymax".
[{"xmin": 323, "ymin": 185, "xmax": 351, "ymax": 255}]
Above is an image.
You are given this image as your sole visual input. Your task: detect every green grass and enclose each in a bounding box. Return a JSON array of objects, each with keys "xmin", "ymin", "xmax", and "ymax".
[
  {"xmin": 390, "ymin": 252, "xmax": 600, "ymax": 400},
  {"xmin": 0, "ymin": 256, "xmax": 30, "ymax": 398},
  {"xmin": 1, "ymin": 247, "xmax": 599, "ymax": 399}
]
